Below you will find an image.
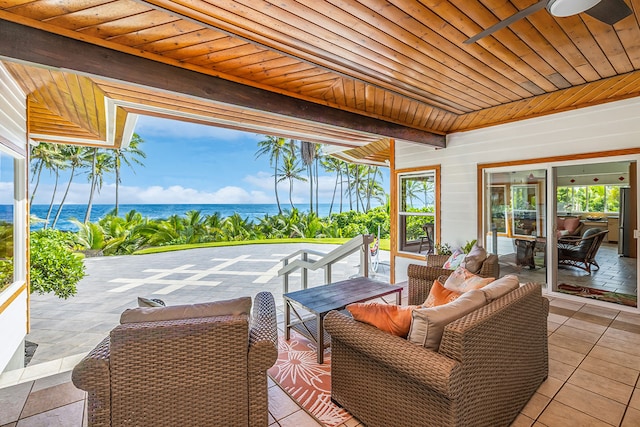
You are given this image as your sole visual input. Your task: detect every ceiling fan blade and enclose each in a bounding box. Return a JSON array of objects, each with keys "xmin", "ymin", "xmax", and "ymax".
[
  {"xmin": 584, "ymin": 0, "xmax": 633, "ymax": 25},
  {"xmin": 464, "ymin": 0, "xmax": 548, "ymax": 44}
]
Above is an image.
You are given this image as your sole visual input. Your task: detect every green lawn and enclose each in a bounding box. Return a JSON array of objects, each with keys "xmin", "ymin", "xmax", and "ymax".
[{"xmin": 134, "ymin": 237, "xmax": 390, "ymax": 255}]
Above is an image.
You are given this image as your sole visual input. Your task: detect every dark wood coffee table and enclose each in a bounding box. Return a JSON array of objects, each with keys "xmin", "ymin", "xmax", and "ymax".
[{"xmin": 283, "ymin": 277, "xmax": 403, "ymax": 363}]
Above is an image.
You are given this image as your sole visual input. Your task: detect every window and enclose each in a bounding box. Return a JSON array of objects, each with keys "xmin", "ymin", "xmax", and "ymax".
[
  {"xmin": 0, "ymin": 152, "xmax": 14, "ymax": 293},
  {"xmin": 398, "ymin": 170, "xmax": 437, "ymax": 253},
  {"xmin": 557, "ymin": 185, "xmax": 622, "ymax": 213}
]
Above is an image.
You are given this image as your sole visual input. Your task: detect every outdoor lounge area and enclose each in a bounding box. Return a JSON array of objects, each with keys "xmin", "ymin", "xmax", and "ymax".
[
  {"xmin": 2, "ymin": 2, "xmax": 640, "ymax": 427},
  {"xmin": 1, "ymin": 244, "xmax": 640, "ymax": 427}
]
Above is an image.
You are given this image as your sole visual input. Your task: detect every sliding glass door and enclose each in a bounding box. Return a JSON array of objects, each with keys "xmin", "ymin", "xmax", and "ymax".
[
  {"xmin": 484, "ymin": 168, "xmax": 547, "ymax": 288},
  {"xmin": 552, "ymin": 161, "xmax": 637, "ymax": 308},
  {"xmin": 483, "ymin": 158, "xmax": 640, "ymax": 309}
]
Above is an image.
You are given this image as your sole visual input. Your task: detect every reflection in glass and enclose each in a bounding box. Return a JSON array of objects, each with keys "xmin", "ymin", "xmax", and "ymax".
[
  {"xmin": 0, "ymin": 153, "xmax": 14, "ymax": 292},
  {"xmin": 399, "ymin": 172, "xmax": 436, "ymax": 252}
]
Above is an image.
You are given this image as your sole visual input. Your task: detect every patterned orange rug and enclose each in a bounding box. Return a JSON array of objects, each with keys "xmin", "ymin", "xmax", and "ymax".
[
  {"xmin": 268, "ymin": 331, "xmax": 353, "ymax": 427},
  {"xmin": 558, "ymin": 283, "xmax": 637, "ymax": 307}
]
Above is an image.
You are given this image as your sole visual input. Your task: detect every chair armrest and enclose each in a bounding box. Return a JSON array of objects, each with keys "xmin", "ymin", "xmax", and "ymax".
[
  {"xmin": 426, "ymin": 254, "xmax": 449, "ymax": 267},
  {"xmin": 324, "ymin": 310, "xmax": 461, "ymax": 399},
  {"xmin": 558, "ymin": 236, "xmax": 581, "ymax": 245},
  {"xmin": 72, "ymin": 336, "xmax": 110, "ymax": 391},
  {"xmin": 71, "ymin": 337, "xmax": 111, "ymax": 427},
  {"xmin": 407, "ymin": 264, "xmax": 453, "ymax": 305},
  {"xmin": 249, "ymin": 291, "xmax": 278, "ymax": 371}
]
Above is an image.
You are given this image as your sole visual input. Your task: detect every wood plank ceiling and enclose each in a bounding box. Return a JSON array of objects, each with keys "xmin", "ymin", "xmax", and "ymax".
[{"xmin": 1, "ymin": 0, "xmax": 639, "ymax": 156}]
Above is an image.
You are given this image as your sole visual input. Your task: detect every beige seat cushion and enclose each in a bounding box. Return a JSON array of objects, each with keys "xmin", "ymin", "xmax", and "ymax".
[
  {"xmin": 481, "ymin": 275, "xmax": 520, "ymax": 303},
  {"xmin": 407, "ymin": 290, "xmax": 487, "ymax": 351},
  {"xmin": 120, "ymin": 296, "xmax": 252, "ymax": 324},
  {"xmin": 443, "ymin": 267, "xmax": 494, "ymax": 293}
]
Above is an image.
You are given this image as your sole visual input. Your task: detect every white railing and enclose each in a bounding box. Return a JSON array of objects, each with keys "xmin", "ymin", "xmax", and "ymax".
[{"xmin": 278, "ymin": 234, "xmax": 375, "ymax": 293}]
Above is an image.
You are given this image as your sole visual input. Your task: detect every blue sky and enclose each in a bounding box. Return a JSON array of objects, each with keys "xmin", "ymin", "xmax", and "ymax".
[{"xmin": 30, "ymin": 115, "xmax": 389, "ymax": 206}]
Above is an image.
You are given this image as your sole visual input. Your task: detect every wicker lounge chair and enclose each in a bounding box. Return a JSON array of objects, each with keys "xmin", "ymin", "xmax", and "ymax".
[
  {"xmin": 325, "ymin": 282, "xmax": 548, "ymax": 427},
  {"xmin": 558, "ymin": 228, "xmax": 608, "ymax": 274},
  {"xmin": 72, "ymin": 292, "xmax": 278, "ymax": 427}
]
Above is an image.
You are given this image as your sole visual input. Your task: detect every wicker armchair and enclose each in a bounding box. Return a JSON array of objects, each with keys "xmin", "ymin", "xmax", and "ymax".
[
  {"xmin": 72, "ymin": 292, "xmax": 278, "ymax": 427},
  {"xmin": 558, "ymin": 228, "xmax": 608, "ymax": 274},
  {"xmin": 325, "ymin": 283, "xmax": 549, "ymax": 427},
  {"xmin": 408, "ymin": 253, "xmax": 499, "ymax": 305}
]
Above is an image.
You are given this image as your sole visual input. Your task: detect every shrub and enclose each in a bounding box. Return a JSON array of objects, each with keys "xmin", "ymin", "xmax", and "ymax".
[
  {"xmin": 30, "ymin": 229, "xmax": 85, "ymax": 299},
  {"xmin": 0, "ymin": 259, "xmax": 12, "ymax": 292}
]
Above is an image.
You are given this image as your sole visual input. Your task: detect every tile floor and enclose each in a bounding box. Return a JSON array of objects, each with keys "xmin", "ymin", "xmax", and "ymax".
[
  {"xmin": 3, "ymin": 295, "xmax": 640, "ymax": 426},
  {"xmin": 501, "ymin": 242, "xmax": 638, "ymax": 298}
]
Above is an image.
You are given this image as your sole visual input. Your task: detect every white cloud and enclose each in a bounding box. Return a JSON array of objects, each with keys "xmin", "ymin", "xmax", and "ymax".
[
  {"xmin": 30, "ymin": 182, "xmax": 273, "ymax": 205},
  {"xmin": 134, "ymin": 116, "xmax": 262, "ymax": 142}
]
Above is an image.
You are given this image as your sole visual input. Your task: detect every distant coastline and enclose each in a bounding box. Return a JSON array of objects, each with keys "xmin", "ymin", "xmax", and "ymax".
[{"xmin": 29, "ymin": 203, "xmax": 340, "ymax": 231}]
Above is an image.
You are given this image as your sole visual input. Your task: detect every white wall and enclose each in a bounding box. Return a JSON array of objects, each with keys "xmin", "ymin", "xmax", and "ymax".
[
  {"xmin": 395, "ymin": 97, "xmax": 640, "ymax": 282},
  {"xmin": 0, "ymin": 63, "xmax": 29, "ymax": 372}
]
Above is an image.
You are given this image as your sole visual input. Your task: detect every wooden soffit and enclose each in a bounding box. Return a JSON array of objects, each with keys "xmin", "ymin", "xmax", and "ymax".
[
  {"xmin": 1, "ymin": 0, "xmax": 640, "ymax": 151},
  {"xmin": 327, "ymin": 139, "xmax": 391, "ymax": 167},
  {"xmin": 4, "ymin": 62, "xmax": 134, "ymax": 148}
]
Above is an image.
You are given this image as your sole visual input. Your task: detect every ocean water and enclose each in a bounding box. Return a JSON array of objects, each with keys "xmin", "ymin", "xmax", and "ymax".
[{"xmin": 29, "ymin": 203, "xmax": 338, "ymax": 231}]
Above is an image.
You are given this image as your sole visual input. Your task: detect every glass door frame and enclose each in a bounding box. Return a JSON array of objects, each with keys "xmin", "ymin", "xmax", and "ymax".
[{"xmin": 480, "ymin": 153, "xmax": 640, "ymax": 312}]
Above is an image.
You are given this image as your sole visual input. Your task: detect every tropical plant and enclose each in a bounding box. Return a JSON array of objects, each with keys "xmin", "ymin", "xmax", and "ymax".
[
  {"xmin": 30, "ymin": 229, "xmax": 85, "ymax": 299},
  {"xmin": 0, "ymin": 259, "xmax": 12, "ymax": 293},
  {"xmin": 181, "ymin": 210, "xmax": 209, "ymax": 244},
  {"xmin": 70, "ymin": 218, "xmax": 106, "ymax": 252},
  {"xmin": 222, "ymin": 213, "xmax": 253, "ymax": 241},
  {"xmin": 462, "ymin": 239, "xmax": 478, "ymax": 253},
  {"xmin": 434, "ymin": 242, "xmax": 452, "ymax": 256},
  {"xmin": 204, "ymin": 212, "xmax": 225, "ymax": 241}
]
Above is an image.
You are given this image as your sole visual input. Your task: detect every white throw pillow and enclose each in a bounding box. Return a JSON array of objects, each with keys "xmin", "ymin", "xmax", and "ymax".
[
  {"xmin": 120, "ymin": 296, "xmax": 252, "ymax": 324},
  {"xmin": 137, "ymin": 296, "xmax": 165, "ymax": 307},
  {"xmin": 407, "ymin": 290, "xmax": 487, "ymax": 351}
]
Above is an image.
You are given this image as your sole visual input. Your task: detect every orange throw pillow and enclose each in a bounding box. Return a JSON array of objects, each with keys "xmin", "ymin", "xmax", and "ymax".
[
  {"xmin": 423, "ymin": 278, "xmax": 462, "ymax": 308},
  {"xmin": 346, "ymin": 303, "xmax": 417, "ymax": 338}
]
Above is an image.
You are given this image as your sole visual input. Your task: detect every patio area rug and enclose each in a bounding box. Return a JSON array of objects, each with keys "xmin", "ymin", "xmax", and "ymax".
[
  {"xmin": 268, "ymin": 331, "xmax": 353, "ymax": 427},
  {"xmin": 558, "ymin": 283, "xmax": 637, "ymax": 307}
]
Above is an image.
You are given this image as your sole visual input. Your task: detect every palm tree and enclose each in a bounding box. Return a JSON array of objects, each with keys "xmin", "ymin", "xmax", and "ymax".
[
  {"xmin": 113, "ymin": 133, "xmax": 146, "ymax": 215},
  {"xmin": 299, "ymin": 140, "xmax": 317, "ymax": 214},
  {"xmin": 404, "ymin": 179, "xmax": 422, "ymax": 207},
  {"xmin": 29, "ymin": 142, "xmax": 61, "ymax": 206},
  {"xmin": 421, "ymin": 178, "xmax": 435, "ymax": 206},
  {"xmin": 277, "ymin": 153, "xmax": 306, "ymax": 209},
  {"xmin": 346, "ymin": 164, "xmax": 364, "ymax": 212},
  {"xmin": 321, "ymin": 156, "xmax": 343, "ymax": 215},
  {"xmin": 255, "ymin": 135, "xmax": 288, "ymax": 214},
  {"xmin": 52, "ymin": 146, "xmax": 87, "ymax": 229},
  {"xmin": 42, "ymin": 145, "xmax": 66, "ymax": 228},
  {"xmin": 84, "ymin": 148, "xmax": 114, "ymax": 223},
  {"xmin": 364, "ymin": 166, "xmax": 383, "ymax": 211}
]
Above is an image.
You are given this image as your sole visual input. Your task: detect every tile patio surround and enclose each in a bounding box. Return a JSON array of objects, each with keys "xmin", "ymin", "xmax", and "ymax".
[{"xmin": 1, "ymin": 244, "xmax": 640, "ymax": 426}]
